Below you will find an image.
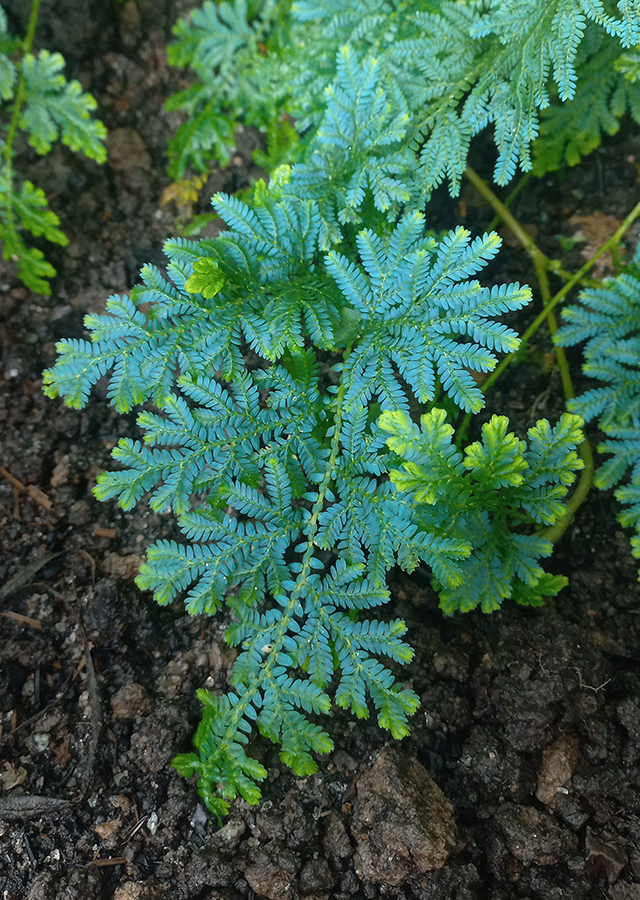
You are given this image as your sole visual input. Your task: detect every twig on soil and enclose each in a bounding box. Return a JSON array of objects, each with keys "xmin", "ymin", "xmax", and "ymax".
[
  {"xmin": 1, "ymin": 610, "xmax": 41, "ymax": 629},
  {"xmin": 0, "ymin": 603, "xmax": 86, "ymax": 747},
  {"xmin": 0, "ymin": 465, "xmax": 53, "ymax": 513},
  {"xmin": 0, "ymin": 794, "xmax": 70, "ymax": 819},
  {"xmin": 86, "ymin": 856, "xmax": 127, "ymax": 867},
  {"xmin": 0, "ymin": 552, "xmax": 62, "ymax": 602},
  {"xmin": 72, "ymin": 603, "xmax": 102, "ymax": 794}
]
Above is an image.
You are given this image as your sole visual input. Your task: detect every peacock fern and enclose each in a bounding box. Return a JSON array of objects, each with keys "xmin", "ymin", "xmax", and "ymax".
[{"xmin": 42, "ymin": 2, "xmax": 624, "ymax": 815}]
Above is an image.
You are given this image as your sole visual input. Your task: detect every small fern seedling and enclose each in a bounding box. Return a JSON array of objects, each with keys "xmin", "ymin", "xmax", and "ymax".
[{"xmin": 0, "ymin": 1, "xmax": 106, "ymax": 294}]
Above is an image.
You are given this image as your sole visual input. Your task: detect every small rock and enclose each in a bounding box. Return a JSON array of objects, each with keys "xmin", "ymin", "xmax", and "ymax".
[
  {"xmin": 210, "ymin": 817, "xmax": 245, "ymax": 855},
  {"xmin": 128, "ymin": 702, "xmax": 189, "ymax": 773},
  {"xmin": 432, "ymin": 646, "xmax": 470, "ymax": 681},
  {"xmin": 103, "ymin": 552, "xmax": 143, "ymax": 581},
  {"xmin": 586, "ymin": 827, "xmax": 628, "ymax": 884},
  {"xmin": 26, "ymin": 873, "xmax": 55, "ymax": 900},
  {"xmin": 351, "ymin": 746, "xmax": 457, "ymax": 887},
  {"xmin": 113, "ymin": 884, "xmax": 144, "ymax": 900},
  {"xmin": 119, "ymin": 0, "xmax": 141, "ymax": 46},
  {"xmin": 495, "ymin": 803, "xmax": 577, "ymax": 866},
  {"xmin": 158, "ymin": 655, "xmax": 190, "ymax": 699},
  {"xmin": 322, "ymin": 812, "xmax": 353, "ymax": 861},
  {"xmin": 67, "ymin": 499, "xmax": 89, "ymax": 525},
  {"xmin": 111, "ymin": 683, "xmax": 153, "ymax": 720},
  {"xmin": 298, "ymin": 857, "xmax": 333, "ymax": 895},
  {"xmin": 536, "ymin": 733, "xmax": 580, "ymax": 806},
  {"xmin": 553, "ymin": 792, "xmax": 589, "ymax": 830},
  {"xmin": 94, "ymin": 818, "xmax": 122, "ymax": 849},
  {"xmin": 107, "ymin": 128, "xmax": 151, "ymax": 172},
  {"xmin": 243, "ymin": 845, "xmax": 301, "ymax": 900},
  {"xmin": 618, "ymin": 699, "xmax": 640, "ymax": 743}
]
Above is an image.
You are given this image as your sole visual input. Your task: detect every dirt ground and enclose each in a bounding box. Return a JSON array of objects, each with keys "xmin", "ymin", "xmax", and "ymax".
[{"xmin": 2, "ymin": 2, "xmax": 640, "ymax": 899}]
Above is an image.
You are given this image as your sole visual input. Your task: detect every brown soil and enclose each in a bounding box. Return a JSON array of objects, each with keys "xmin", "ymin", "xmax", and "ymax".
[{"xmin": 2, "ymin": 3, "xmax": 640, "ymax": 899}]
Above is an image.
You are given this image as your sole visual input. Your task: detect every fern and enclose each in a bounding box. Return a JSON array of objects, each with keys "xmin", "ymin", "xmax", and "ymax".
[
  {"xmin": 532, "ymin": 29, "xmax": 640, "ymax": 174},
  {"xmin": 556, "ymin": 244, "xmax": 640, "ymax": 565},
  {"xmin": 166, "ymin": 0, "xmax": 640, "ymax": 196},
  {"xmin": 380, "ymin": 408, "xmax": 584, "ymax": 614},
  {"xmin": 165, "ymin": 0, "xmax": 294, "ymax": 177},
  {"xmin": 44, "ymin": 3, "xmax": 597, "ymax": 816},
  {"xmin": 43, "ymin": 163, "xmax": 574, "ymax": 812},
  {"xmin": 0, "ymin": 4, "xmax": 106, "ymax": 294}
]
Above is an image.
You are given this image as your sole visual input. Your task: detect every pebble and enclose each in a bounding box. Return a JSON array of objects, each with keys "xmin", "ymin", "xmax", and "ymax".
[{"xmin": 351, "ymin": 746, "xmax": 457, "ymax": 887}]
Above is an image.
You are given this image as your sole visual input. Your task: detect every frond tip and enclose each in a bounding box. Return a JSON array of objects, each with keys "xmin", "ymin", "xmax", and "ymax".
[{"xmin": 380, "ymin": 408, "xmax": 584, "ymax": 614}]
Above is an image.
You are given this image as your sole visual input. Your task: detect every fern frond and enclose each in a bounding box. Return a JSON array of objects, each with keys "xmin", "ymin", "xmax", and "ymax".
[
  {"xmin": 532, "ymin": 33, "xmax": 640, "ymax": 174},
  {"xmin": 20, "ymin": 51, "xmax": 106, "ymax": 161},
  {"xmin": 557, "ymin": 271, "xmax": 640, "ymax": 429},
  {"xmin": 380, "ymin": 408, "xmax": 584, "ymax": 613},
  {"xmin": 166, "ymin": 0, "xmax": 293, "ymax": 176},
  {"xmin": 328, "ymin": 218, "xmax": 530, "ymax": 413}
]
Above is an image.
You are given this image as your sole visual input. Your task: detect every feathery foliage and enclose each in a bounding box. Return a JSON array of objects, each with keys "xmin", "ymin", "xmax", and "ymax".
[
  {"xmin": 380, "ymin": 409, "xmax": 584, "ymax": 614},
  {"xmin": 0, "ymin": 3, "xmax": 106, "ymax": 294},
  {"xmin": 166, "ymin": 0, "xmax": 640, "ymax": 192},
  {"xmin": 556, "ymin": 243, "xmax": 640, "ymax": 563},
  {"xmin": 44, "ymin": 1, "xmax": 606, "ymax": 816},
  {"xmin": 165, "ymin": 0, "xmax": 294, "ymax": 177},
  {"xmin": 44, "ymin": 184, "xmax": 580, "ymax": 816}
]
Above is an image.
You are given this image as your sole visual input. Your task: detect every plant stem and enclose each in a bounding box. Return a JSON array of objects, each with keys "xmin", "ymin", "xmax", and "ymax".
[
  {"xmin": 216, "ymin": 342, "xmax": 354, "ymax": 794},
  {"xmin": 465, "ymin": 166, "xmax": 577, "ymax": 283},
  {"xmin": 2, "ymin": 0, "xmax": 41, "ymax": 241},
  {"xmin": 484, "ymin": 196, "xmax": 640, "ymax": 395},
  {"xmin": 463, "ymin": 177, "xmax": 640, "ymax": 541},
  {"xmin": 462, "ymin": 170, "xmax": 640, "ymax": 543},
  {"xmin": 488, "ymin": 172, "xmax": 532, "ymax": 230}
]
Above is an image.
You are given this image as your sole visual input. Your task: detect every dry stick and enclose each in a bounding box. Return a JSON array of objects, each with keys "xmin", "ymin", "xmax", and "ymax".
[{"xmin": 462, "ymin": 170, "xmax": 640, "ymax": 542}]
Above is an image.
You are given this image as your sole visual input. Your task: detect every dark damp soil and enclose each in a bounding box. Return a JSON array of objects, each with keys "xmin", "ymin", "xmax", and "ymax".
[{"xmin": 2, "ymin": 3, "xmax": 640, "ymax": 899}]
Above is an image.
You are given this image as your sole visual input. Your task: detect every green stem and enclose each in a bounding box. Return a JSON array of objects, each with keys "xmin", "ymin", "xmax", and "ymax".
[
  {"xmin": 461, "ymin": 172, "xmax": 640, "ymax": 543},
  {"xmin": 465, "ymin": 179, "xmax": 640, "ymax": 540},
  {"xmin": 465, "ymin": 166, "xmax": 577, "ymax": 284},
  {"xmin": 484, "ymin": 196, "xmax": 640, "ymax": 395},
  {"xmin": 215, "ymin": 343, "xmax": 354, "ymax": 789},
  {"xmin": 3, "ymin": 0, "xmax": 41, "ymax": 240},
  {"xmin": 488, "ymin": 172, "xmax": 532, "ymax": 231}
]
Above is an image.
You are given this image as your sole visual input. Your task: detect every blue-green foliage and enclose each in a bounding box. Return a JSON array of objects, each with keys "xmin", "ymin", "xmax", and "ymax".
[
  {"xmin": 380, "ymin": 409, "xmax": 584, "ymax": 614},
  {"xmin": 44, "ymin": 160, "xmax": 552, "ymax": 811},
  {"xmin": 532, "ymin": 27, "xmax": 640, "ymax": 174},
  {"xmin": 44, "ymin": 10, "xmax": 590, "ymax": 816},
  {"xmin": 0, "ymin": 8, "xmax": 106, "ymax": 294},
  {"xmin": 166, "ymin": 0, "xmax": 640, "ymax": 192},
  {"xmin": 556, "ymin": 245, "xmax": 640, "ymax": 563},
  {"xmin": 166, "ymin": 0, "xmax": 295, "ymax": 177}
]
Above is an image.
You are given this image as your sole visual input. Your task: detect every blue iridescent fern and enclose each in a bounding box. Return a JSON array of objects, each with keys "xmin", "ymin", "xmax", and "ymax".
[
  {"xmin": 43, "ymin": 20, "xmax": 589, "ymax": 817},
  {"xmin": 166, "ymin": 0, "xmax": 640, "ymax": 192},
  {"xmin": 556, "ymin": 244, "xmax": 640, "ymax": 563}
]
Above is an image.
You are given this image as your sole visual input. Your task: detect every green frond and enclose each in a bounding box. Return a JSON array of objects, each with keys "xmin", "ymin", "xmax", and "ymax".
[
  {"xmin": 20, "ymin": 51, "xmax": 106, "ymax": 161},
  {"xmin": 381, "ymin": 407, "xmax": 583, "ymax": 613}
]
